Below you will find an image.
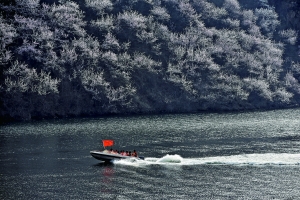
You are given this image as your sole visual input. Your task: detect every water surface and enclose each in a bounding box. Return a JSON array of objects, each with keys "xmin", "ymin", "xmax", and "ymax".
[{"xmin": 1, "ymin": 109, "xmax": 300, "ymax": 199}]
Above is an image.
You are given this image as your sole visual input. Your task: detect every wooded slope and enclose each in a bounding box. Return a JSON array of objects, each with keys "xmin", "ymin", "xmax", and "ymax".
[{"xmin": 1, "ymin": 0, "xmax": 299, "ymax": 120}]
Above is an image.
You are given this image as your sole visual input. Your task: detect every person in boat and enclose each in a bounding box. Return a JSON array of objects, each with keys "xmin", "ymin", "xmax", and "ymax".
[
  {"xmin": 131, "ymin": 150, "xmax": 138, "ymax": 157},
  {"xmin": 103, "ymin": 149, "xmax": 110, "ymax": 153},
  {"xmin": 113, "ymin": 149, "xmax": 118, "ymax": 154}
]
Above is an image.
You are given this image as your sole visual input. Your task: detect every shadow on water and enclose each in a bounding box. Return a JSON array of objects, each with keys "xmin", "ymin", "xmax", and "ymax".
[{"xmin": 92, "ymin": 161, "xmax": 114, "ymax": 167}]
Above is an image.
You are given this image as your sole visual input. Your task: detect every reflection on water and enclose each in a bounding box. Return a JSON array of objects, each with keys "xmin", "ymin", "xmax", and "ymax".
[
  {"xmin": 1, "ymin": 108, "xmax": 300, "ymax": 199},
  {"xmin": 101, "ymin": 165, "xmax": 115, "ymax": 193}
]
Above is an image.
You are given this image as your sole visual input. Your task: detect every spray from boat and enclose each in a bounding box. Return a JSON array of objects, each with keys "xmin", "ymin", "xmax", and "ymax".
[{"xmin": 114, "ymin": 153, "xmax": 300, "ymax": 166}]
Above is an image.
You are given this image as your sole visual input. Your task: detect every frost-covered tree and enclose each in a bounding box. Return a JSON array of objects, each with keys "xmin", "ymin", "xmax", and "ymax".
[
  {"xmin": 80, "ymin": 68, "xmax": 108, "ymax": 99},
  {"xmin": 90, "ymin": 15, "xmax": 115, "ymax": 33},
  {"xmin": 132, "ymin": 52, "xmax": 161, "ymax": 72},
  {"xmin": 242, "ymin": 10, "xmax": 257, "ymax": 27},
  {"xmin": 117, "ymin": 10, "xmax": 147, "ymax": 30},
  {"xmin": 102, "ymin": 32, "xmax": 120, "ymax": 50},
  {"xmin": 192, "ymin": 0, "xmax": 228, "ymax": 21},
  {"xmin": 178, "ymin": 1, "xmax": 197, "ymax": 21},
  {"xmin": 4, "ymin": 61, "xmax": 60, "ymax": 95},
  {"xmin": 285, "ymin": 71, "xmax": 300, "ymax": 94},
  {"xmin": 150, "ymin": 6, "xmax": 170, "ymax": 22},
  {"xmin": 48, "ymin": 1, "xmax": 86, "ymax": 37},
  {"xmin": 223, "ymin": 0, "xmax": 241, "ymax": 16},
  {"xmin": 0, "ymin": 16, "xmax": 16, "ymax": 65},
  {"xmin": 14, "ymin": 0, "xmax": 40, "ymax": 16},
  {"xmin": 279, "ymin": 29, "xmax": 298, "ymax": 45},
  {"xmin": 255, "ymin": 7, "xmax": 280, "ymax": 37},
  {"xmin": 85, "ymin": 0, "xmax": 113, "ymax": 15}
]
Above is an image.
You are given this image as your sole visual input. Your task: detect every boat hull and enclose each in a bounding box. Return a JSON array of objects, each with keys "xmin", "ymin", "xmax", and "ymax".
[{"xmin": 90, "ymin": 150, "xmax": 143, "ymax": 162}]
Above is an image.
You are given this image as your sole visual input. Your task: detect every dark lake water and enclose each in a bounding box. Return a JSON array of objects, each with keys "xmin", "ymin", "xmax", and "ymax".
[{"xmin": 1, "ymin": 109, "xmax": 300, "ymax": 199}]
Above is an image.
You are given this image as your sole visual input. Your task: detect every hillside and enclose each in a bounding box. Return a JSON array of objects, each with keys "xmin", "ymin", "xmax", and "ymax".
[{"xmin": 1, "ymin": 0, "xmax": 300, "ymax": 120}]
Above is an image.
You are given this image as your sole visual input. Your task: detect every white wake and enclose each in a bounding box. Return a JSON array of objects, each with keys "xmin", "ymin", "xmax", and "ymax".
[{"xmin": 114, "ymin": 153, "xmax": 300, "ymax": 166}]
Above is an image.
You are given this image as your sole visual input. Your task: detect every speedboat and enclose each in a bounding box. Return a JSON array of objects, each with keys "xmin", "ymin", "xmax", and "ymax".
[
  {"xmin": 90, "ymin": 150, "xmax": 144, "ymax": 163},
  {"xmin": 91, "ymin": 140, "xmax": 144, "ymax": 163}
]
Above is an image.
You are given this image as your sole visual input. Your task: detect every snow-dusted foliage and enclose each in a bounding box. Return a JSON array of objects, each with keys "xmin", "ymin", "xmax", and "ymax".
[
  {"xmin": 1, "ymin": 0, "xmax": 300, "ymax": 120},
  {"xmin": 0, "ymin": 16, "xmax": 16, "ymax": 65},
  {"xmin": 4, "ymin": 61, "xmax": 60, "ymax": 95},
  {"xmin": 132, "ymin": 52, "xmax": 161, "ymax": 72},
  {"xmin": 91, "ymin": 15, "xmax": 115, "ymax": 32},
  {"xmin": 85, "ymin": 0, "xmax": 113, "ymax": 15},
  {"xmin": 49, "ymin": 1, "xmax": 86, "ymax": 37},
  {"xmin": 254, "ymin": 7, "xmax": 280, "ymax": 37},
  {"xmin": 192, "ymin": 0, "xmax": 228, "ymax": 21},
  {"xmin": 15, "ymin": 0, "xmax": 40, "ymax": 15},
  {"xmin": 285, "ymin": 71, "xmax": 300, "ymax": 94},
  {"xmin": 178, "ymin": 1, "xmax": 197, "ymax": 20},
  {"xmin": 80, "ymin": 68, "xmax": 108, "ymax": 97},
  {"xmin": 117, "ymin": 11, "xmax": 147, "ymax": 30},
  {"xmin": 223, "ymin": 0, "xmax": 241, "ymax": 15},
  {"xmin": 279, "ymin": 29, "xmax": 298, "ymax": 45},
  {"xmin": 150, "ymin": 6, "xmax": 170, "ymax": 22},
  {"xmin": 102, "ymin": 32, "xmax": 120, "ymax": 50},
  {"xmin": 242, "ymin": 10, "xmax": 257, "ymax": 27}
]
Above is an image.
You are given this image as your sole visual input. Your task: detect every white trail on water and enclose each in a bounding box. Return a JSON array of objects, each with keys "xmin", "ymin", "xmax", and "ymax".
[{"xmin": 114, "ymin": 153, "xmax": 300, "ymax": 166}]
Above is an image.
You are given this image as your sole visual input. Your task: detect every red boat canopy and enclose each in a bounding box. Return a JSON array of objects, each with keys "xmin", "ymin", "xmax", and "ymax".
[{"xmin": 102, "ymin": 140, "xmax": 114, "ymax": 148}]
